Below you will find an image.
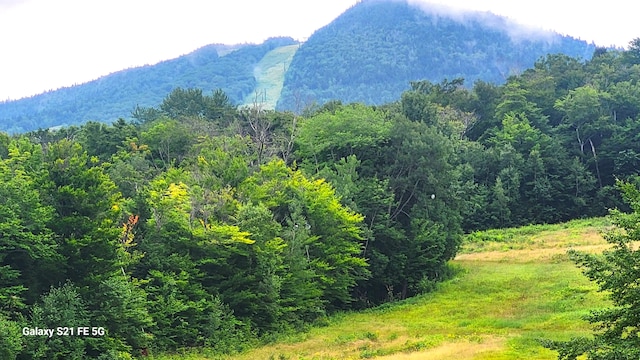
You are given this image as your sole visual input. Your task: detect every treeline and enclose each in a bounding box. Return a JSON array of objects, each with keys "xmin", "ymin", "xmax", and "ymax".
[{"xmin": 2, "ymin": 42, "xmax": 640, "ymax": 358}]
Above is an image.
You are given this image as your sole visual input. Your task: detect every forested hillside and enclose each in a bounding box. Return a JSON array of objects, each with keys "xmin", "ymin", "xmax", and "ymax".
[
  {"xmin": 2, "ymin": 39, "xmax": 640, "ymax": 359},
  {"xmin": 0, "ymin": 37, "xmax": 296, "ymax": 133},
  {"xmin": 276, "ymin": 0, "xmax": 595, "ymax": 110},
  {"xmin": 0, "ymin": 0, "xmax": 597, "ymax": 133}
]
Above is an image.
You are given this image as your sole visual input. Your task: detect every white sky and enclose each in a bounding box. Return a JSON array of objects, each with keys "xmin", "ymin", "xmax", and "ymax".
[{"xmin": 0, "ymin": 0, "xmax": 637, "ymax": 101}]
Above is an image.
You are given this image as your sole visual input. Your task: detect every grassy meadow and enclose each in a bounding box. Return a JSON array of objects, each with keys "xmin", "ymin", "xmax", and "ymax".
[
  {"xmin": 155, "ymin": 217, "xmax": 612, "ymax": 360},
  {"xmin": 242, "ymin": 44, "xmax": 298, "ymax": 109}
]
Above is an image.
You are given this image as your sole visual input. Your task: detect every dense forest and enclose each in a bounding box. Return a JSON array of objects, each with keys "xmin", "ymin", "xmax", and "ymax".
[
  {"xmin": 275, "ymin": 0, "xmax": 595, "ymax": 110},
  {"xmin": 2, "ymin": 39, "xmax": 640, "ymax": 359},
  {"xmin": 0, "ymin": 0, "xmax": 596, "ymax": 133}
]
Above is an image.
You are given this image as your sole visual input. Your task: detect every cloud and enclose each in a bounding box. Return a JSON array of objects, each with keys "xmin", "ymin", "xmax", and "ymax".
[
  {"xmin": 407, "ymin": 0, "xmax": 560, "ymax": 43},
  {"xmin": 0, "ymin": 0, "xmax": 29, "ymax": 8}
]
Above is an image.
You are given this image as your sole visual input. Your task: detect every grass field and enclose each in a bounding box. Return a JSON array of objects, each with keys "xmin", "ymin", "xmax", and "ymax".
[
  {"xmin": 242, "ymin": 45, "xmax": 298, "ymax": 110},
  {"xmin": 155, "ymin": 217, "xmax": 612, "ymax": 360}
]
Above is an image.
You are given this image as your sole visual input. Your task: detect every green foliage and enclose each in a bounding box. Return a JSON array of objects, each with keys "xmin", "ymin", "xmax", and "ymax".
[
  {"xmin": 190, "ymin": 135, "xmax": 254, "ymax": 189},
  {"xmin": 144, "ymin": 269, "xmax": 244, "ymax": 352},
  {"xmin": 91, "ymin": 276, "xmax": 153, "ymax": 352},
  {"xmin": 107, "ymin": 139, "xmax": 155, "ymax": 198},
  {"xmin": 80, "ymin": 119, "xmax": 138, "ymax": 162},
  {"xmin": 140, "ymin": 169, "xmax": 251, "ymax": 348},
  {"xmin": 0, "ymin": 140, "xmax": 57, "ymax": 309},
  {"xmin": 296, "ymin": 103, "xmax": 391, "ymax": 168},
  {"xmin": 234, "ymin": 203, "xmax": 288, "ymax": 331},
  {"xmin": 621, "ymin": 38, "xmax": 640, "ymax": 66},
  {"xmin": 153, "ymin": 88, "xmax": 237, "ymax": 124},
  {"xmin": 546, "ymin": 180, "xmax": 640, "ymax": 359},
  {"xmin": 277, "ymin": 1, "xmax": 594, "ymax": 111},
  {"xmin": 296, "ymin": 101, "xmax": 464, "ymax": 304},
  {"xmin": 240, "ymin": 160, "xmax": 369, "ymax": 311},
  {"xmin": 24, "ymin": 282, "xmax": 91, "ymax": 360},
  {"xmin": 0, "ymin": 314, "xmax": 22, "ymax": 360},
  {"xmin": 43, "ymin": 140, "xmax": 123, "ymax": 287},
  {"xmin": 140, "ymin": 118, "xmax": 195, "ymax": 169}
]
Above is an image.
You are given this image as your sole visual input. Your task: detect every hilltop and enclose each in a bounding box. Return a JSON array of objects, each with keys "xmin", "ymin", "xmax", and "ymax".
[{"xmin": 275, "ymin": 0, "xmax": 595, "ymax": 110}]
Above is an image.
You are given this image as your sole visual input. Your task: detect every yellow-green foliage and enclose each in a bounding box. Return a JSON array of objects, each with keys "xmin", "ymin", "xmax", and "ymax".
[
  {"xmin": 148, "ymin": 175, "xmax": 191, "ymax": 228},
  {"xmin": 193, "ymin": 222, "xmax": 254, "ymax": 245},
  {"xmin": 296, "ymin": 103, "xmax": 392, "ymax": 161},
  {"xmin": 240, "ymin": 159, "xmax": 369, "ymax": 307}
]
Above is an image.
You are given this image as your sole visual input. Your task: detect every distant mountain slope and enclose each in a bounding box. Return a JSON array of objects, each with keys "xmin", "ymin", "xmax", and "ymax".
[
  {"xmin": 0, "ymin": 0, "xmax": 599, "ymax": 133},
  {"xmin": 241, "ymin": 44, "xmax": 298, "ymax": 109},
  {"xmin": 276, "ymin": 0, "xmax": 596, "ymax": 110},
  {"xmin": 0, "ymin": 37, "xmax": 296, "ymax": 133}
]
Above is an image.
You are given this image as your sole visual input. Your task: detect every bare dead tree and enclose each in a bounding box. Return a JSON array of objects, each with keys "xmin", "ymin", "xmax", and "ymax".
[{"xmin": 241, "ymin": 91, "xmax": 274, "ymax": 165}]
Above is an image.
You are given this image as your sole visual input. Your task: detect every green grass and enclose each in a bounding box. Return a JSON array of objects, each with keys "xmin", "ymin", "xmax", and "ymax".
[
  {"xmin": 153, "ymin": 217, "xmax": 612, "ymax": 359},
  {"xmin": 461, "ymin": 217, "xmax": 611, "ymax": 254},
  {"xmin": 242, "ymin": 44, "xmax": 298, "ymax": 109}
]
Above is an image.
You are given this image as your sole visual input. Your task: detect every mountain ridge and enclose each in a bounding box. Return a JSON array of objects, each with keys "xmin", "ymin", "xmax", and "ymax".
[
  {"xmin": 276, "ymin": 0, "xmax": 595, "ymax": 110},
  {"xmin": 0, "ymin": 37, "xmax": 296, "ymax": 133},
  {"xmin": 0, "ymin": 0, "xmax": 596, "ymax": 132}
]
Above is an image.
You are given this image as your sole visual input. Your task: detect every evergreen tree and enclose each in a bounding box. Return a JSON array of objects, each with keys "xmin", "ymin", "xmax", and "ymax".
[{"xmin": 544, "ymin": 179, "xmax": 640, "ymax": 359}]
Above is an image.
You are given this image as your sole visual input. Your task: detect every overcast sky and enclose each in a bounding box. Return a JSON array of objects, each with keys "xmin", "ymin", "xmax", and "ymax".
[{"xmin": 0, "ymin": 0, "xmax": 637, "ymax": 101}]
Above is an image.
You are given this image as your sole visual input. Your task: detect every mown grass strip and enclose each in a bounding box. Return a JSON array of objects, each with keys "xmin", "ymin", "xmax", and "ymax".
[{"xmin": 242, "ymin": 44, "xmax": 298, "ymax": 109}]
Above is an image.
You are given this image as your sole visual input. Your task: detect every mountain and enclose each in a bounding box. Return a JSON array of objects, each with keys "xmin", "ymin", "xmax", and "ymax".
[
  {"xmin": 0, "ymin": 0, "xmax": 597, "ymax": 133},
  {"xmin": 0, "ymin": 37, "xmax": 296, "ymax": 133},
  {"xmin": 276, "ymin": 0, "xmax": 596, "ymax": 110}
]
